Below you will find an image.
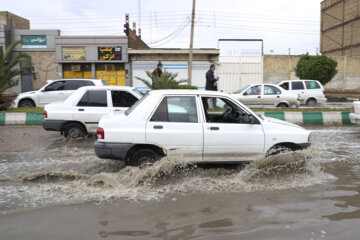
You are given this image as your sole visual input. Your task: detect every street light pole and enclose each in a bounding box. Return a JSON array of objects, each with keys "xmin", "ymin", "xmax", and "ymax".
[{"xmin": 188, "ymin": 0, "xmax": 196, "ymax": 85}]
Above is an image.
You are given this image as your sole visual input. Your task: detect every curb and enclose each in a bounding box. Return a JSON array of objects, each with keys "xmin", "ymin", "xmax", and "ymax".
[
  {"xmin": 262, "ymin": 111, "xmax": 352, "ymax": 126},
  {"xmin": 0, "ymin": 111, "xmax": 353, "ymax": 126}
]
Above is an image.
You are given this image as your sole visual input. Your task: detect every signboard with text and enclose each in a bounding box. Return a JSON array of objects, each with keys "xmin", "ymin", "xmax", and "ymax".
[
  {"xmin": 98, "ymin": 47, "xmax": 122, "ymax": 61},
  {"xmin": 21, "ymin": 35, "xmax": 47, "ymax": 48},
  {"xmin": 62, "ymin": 47, "xmax": 86, "ymax": 61}
]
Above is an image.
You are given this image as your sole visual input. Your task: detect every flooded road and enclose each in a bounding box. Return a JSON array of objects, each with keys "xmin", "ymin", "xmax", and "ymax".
[{"xmin": 0, "ymin": 126, "xmax": 360, "ymax": 239}]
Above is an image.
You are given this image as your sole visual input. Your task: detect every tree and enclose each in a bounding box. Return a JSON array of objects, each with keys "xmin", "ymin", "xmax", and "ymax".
[
  {"xmin": 136, "ymin": 70, "xmax": 197, "ymax": 90},
  {"xmin": 295, "ymin": 54, "xmax": 337, "ymax": 86},
  {"xmin": 0, "ymin": 40, "xmax": 32, "ymax": 110}
]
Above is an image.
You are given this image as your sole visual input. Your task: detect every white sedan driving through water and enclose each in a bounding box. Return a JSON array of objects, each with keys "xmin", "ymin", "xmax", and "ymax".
[{"xmin": 94, "ymin": 90, "xmax": 311, "ymax": 166}]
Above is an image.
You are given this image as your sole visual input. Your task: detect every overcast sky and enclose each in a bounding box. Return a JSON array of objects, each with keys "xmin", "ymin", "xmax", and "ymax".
[{"xmin": 3, "ymin": 0, "xmax": 322, "ymax": 55}]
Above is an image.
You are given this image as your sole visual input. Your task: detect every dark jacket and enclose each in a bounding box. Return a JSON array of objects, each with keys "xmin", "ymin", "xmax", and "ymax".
[
  {"xmin": 152, "ymin": 68, "xmax": 163, "ymax": 76},
  {"xmin": 205, "ymin": 69, "xmax": 217, "ymax": 91}
]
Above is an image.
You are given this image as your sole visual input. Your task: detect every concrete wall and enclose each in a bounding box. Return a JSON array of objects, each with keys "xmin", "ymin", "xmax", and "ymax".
[{"xmin": 263, "ymin": 54, "xmax": 360, "ymax": 92}]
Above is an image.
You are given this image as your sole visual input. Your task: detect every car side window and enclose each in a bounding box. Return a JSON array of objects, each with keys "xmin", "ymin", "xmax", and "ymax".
[
  {"xmin": 64, "ymin": 80, "xmax": 84, "ymax": 90},
  {"xmin": 305, "ymin": 81, "xmax": 320, "ymax": 89},
  {"xmin": 111, "ymin": 91, "xmax": 138, "ymax": 107},
  {"xmin": 82, "ymin": 80, "xmax": 95, "ymax": 86},
  {"xmin": 291, "ymin": 81, "xmax": 305, "ymax": 90},
  {"xmin": 264, "ymin": 85, "xmax": 281, "ymax": 95},
  {"xmin": 279, "ymin": 82, "xmax": 289, "ymax": 90},
  {"xmin": 202, "ymin": 97, "xmax": 253, "ymax": 124},
  {"xmin": 77, "ymin": 90, "xmax": 107, "ymax": 107},
  {"xmin": 150, "ymin": 96, "xmax": 198, "ymax": 123},
  {"xmin": 245, "ymin": 85, "xmax": 262, "ymax": 95},
  {"xmin": 44, "ymin": 81, "xmax": 65, "ymax": 91}
]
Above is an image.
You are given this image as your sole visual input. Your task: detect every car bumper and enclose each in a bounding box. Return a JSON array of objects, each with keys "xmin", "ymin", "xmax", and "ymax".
[
  {"xmin": 42, "ymin": 119, "xmax": 66, "ymax": 131},
  {"xmin": 94, "ymin": 141, "xmax": 134, "ymax": 161},
  {"xmin": 317, "ymin": 97, "xmax": 327, "ymax": 104},
  {"xmin": 350, "ymin": 113, "xmax": 360, "ymax": 125}
]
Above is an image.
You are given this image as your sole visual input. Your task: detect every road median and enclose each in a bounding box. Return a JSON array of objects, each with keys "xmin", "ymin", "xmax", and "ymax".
[{"xmin": 0, "ymin": 110, "xmax": 353, "ymax": 126}]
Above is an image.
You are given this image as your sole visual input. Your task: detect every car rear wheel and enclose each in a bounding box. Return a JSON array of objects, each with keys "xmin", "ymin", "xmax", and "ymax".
[
  {"xmin": 19, "ymin": 99, "xmax": 35, "ymax": 108},
  {"xmin": 306, "ymin": 99, "xmax": 317, "ymax": 106},
  {"xmin": 64, "ymin": 123, "xmax": 86, "ymax": 138},
  {"xmin": 130, "ymin": 149, "xmax": 160, "ymax": 167},
  {"xmin": 276, "ymin": 103, "xmax": 288, "ymax": 108}
]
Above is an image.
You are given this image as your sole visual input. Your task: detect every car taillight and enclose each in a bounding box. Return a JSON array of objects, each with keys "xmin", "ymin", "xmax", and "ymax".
[
  {"xmin": 297, "ymin": 94, "xmax": 300, "ymax": 101},
  {"xmin": 97, "ymin": 128, "xmax": 104, "ymax": 139},
  {"xmin": 43, "ymin": 111, "xmax": 47, "ymax": 118},
  {"xmin": 323, "ymin": 90, "xmax": 326, "ymax": 95},
  {"xmin": 352, "ymin": 106, "xmax": 355, "ymax": 113}
]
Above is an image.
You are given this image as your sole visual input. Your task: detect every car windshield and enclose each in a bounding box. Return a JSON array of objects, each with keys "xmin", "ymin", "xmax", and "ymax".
[
  {"xmin": 125, "ymin": 93, "xmax": 149, "ymax": 116},
  {"xmin": 234, "ymin": 85, "xmax": 250, "ymax": 94},
  {"xmin": 133, "ymin": 88, "xmax": 144, "ymax": 98}
]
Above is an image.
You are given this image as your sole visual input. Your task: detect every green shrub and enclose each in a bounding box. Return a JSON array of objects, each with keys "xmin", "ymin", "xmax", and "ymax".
[{"xmin": 295, "ymin": 54, "xmax": 337, "ymax": 86}]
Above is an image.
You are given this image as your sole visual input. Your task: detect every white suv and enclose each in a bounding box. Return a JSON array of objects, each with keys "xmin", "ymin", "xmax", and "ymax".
[
  {"xmin": 12, "ymin": 79, "xmax": 108, "ymax": 108},
  {"xmin": 94, "ymin": 90, "xmax": 311, "ymax": 166},
  {"xmin": 42, "ymin": 86, "xmax": 142, "ymax": 138},
  {"xmin": 276, "ymin": 80, "xmax": 327, "ymax": 106}
]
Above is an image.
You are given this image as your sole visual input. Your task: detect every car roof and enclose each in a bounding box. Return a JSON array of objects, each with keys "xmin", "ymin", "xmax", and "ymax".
[
  {"xmin": 78, "ymin": 86, "xmax": 135, "ymax": 91},
  {"xmin": 148, "ymin": 89, "xmax": 231, "ymax": 97}
]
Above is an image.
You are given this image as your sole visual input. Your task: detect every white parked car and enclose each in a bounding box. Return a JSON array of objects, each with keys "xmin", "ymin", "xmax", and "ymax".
[
  {"xmin": 231, "ymin": 84, "xmax": 299, "ymax": 108},
  {"xmin": 94, "ymin": 90, "xmax": 311, "ymax": 166},
  {"xmin": 42, "ymin": 86, "xmax": 143, "ymax": 138},
  {"xmin": 12, "ymin": 79, "xmax": 108, "ymax": 108},
  {"xmin": 276, "ymin": 80, "xmax": 327, "ymax": 106},
  {"xmin": 350, "ymin": 101, "xmax": 360, "ymax": 125}
]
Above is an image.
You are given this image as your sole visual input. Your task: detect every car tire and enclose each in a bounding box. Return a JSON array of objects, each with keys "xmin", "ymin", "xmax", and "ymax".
[
  {"xmin": 64, "ymin": 123, "xmax": 86, "ymax": 138},
  {"xmin": 306, "ymin": 99, "xmax": 317, "ymax": 106},
  {"xmin": 276, "ymin": 103, "xmax": 288, "ymax": 108},
  {"xmin": 130, "ymin": 149, "xmax": 160, "ymax": 167},
  {"xmin": 19, "ymin": 99, "xmax": 35, "ymax": 108},
  {"xmin": 267, "ymin": 145, "xmax": 293, "ymax": 157}
]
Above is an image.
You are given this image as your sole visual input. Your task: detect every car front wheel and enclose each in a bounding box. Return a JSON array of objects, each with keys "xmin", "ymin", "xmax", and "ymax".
[
  {"xmin": 64, "ymin": 123, "xmax": 86, "ymax": 138},
  {"xmin": 130, "ymin": 149, "xmax": 161, "ymax": 167},
  {"xmin": 19, "ymin": 99, "xmax": 35, "ymax": 108}
]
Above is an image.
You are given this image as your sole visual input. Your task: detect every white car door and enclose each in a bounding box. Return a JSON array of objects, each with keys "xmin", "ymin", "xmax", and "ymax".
[
  {"xmin": 38, "ymin": 81, "xmax": 68, "ymax": 106},
  {"xmin": 261, "ymin": 85, "xmax": 282, "ymax": 107},
  {"xmin": 201, "ymin": 96, "xmax": 265, "ymax": 162},
  {"xmin": 238, "ymin": 85, "xmax": 263, "ymax": 107},
  {"xmin": 73, "ymin": 90, "xmax": 111, "ymax": 133},
  {"xmin": 290, "ymin": 81, "xmax": 306, "ymax": 103},
  {"xmin": 146, "ymin": 96, "xmax": 203, "ymax": 162}
]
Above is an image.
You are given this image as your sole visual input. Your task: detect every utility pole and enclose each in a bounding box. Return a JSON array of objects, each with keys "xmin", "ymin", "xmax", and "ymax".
[{"xmin": 188, "ymin": 0, "xmax": 196, "ymax": 85}]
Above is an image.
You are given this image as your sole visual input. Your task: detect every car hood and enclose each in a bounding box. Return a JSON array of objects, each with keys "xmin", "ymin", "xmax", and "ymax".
[
  {"xmin": 264, "ymin": 116, "xmax": 304, "ymax": 129},
  {"xmin": 17, "ymin": 91, "xmax": 38, "ymax": 97}
]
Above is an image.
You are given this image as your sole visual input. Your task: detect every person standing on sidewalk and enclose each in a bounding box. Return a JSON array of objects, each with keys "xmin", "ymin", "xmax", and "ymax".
[
  {"xmin": 205, "ymin": 64, "xmax": 219, "ymax": 91},
  {"xmin": 152, "ymin": 63, "xmax": 163, "ymax": 77}
]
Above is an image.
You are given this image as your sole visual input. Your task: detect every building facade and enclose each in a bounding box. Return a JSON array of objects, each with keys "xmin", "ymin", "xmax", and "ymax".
[
  {"xmin": 321, "ymin": 0, "xmax": 360, "ymax": 56},
  {"xmin": 56, "ymin": 36, "xmax": 130, "ymax": 86}
]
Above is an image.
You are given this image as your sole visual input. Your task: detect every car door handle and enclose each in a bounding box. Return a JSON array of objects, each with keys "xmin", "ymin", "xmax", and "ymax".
[
  {"xmin": 78, "ymin": 109, "xmax": 84, "ymax": 111},
  {"xmin": 257, "ymin": 96, "xmax": 261, "ymax": 98},
  {"xmin": 210, "ymin": 127, "xmax": 219, "ymax": 131},
  {"xmin": 277, "ymin": 96, "xmax": 280, "ymax": 98},
  {"xmin": 153, "ymin": 125, "xmax": 163, "ymax": 129}
]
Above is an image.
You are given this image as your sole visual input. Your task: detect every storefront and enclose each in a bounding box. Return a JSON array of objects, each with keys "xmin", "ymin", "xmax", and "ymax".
[{"xmin": 56, "ymin": 36, "xmax": 129, "ymax": 86}]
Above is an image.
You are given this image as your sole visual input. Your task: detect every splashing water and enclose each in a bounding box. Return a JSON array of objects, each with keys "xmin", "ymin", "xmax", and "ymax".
[{"xmin": 0, "ymin": 143, "xmax": 332, "ymax": 213}]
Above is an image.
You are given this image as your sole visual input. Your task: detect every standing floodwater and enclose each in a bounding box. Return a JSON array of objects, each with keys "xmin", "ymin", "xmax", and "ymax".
[{"xmin": 0, "ymin": 126, "xmax": 360, "ymax": 240}]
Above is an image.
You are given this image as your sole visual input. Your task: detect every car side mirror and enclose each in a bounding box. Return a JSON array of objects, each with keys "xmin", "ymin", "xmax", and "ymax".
[
  {"xmin": 249, "ymin": 115, "xmax": 255, "ymax": 124},
  {"xmin": 243, "ymin": 92, "xmax": 248, "ymax": 96}
]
